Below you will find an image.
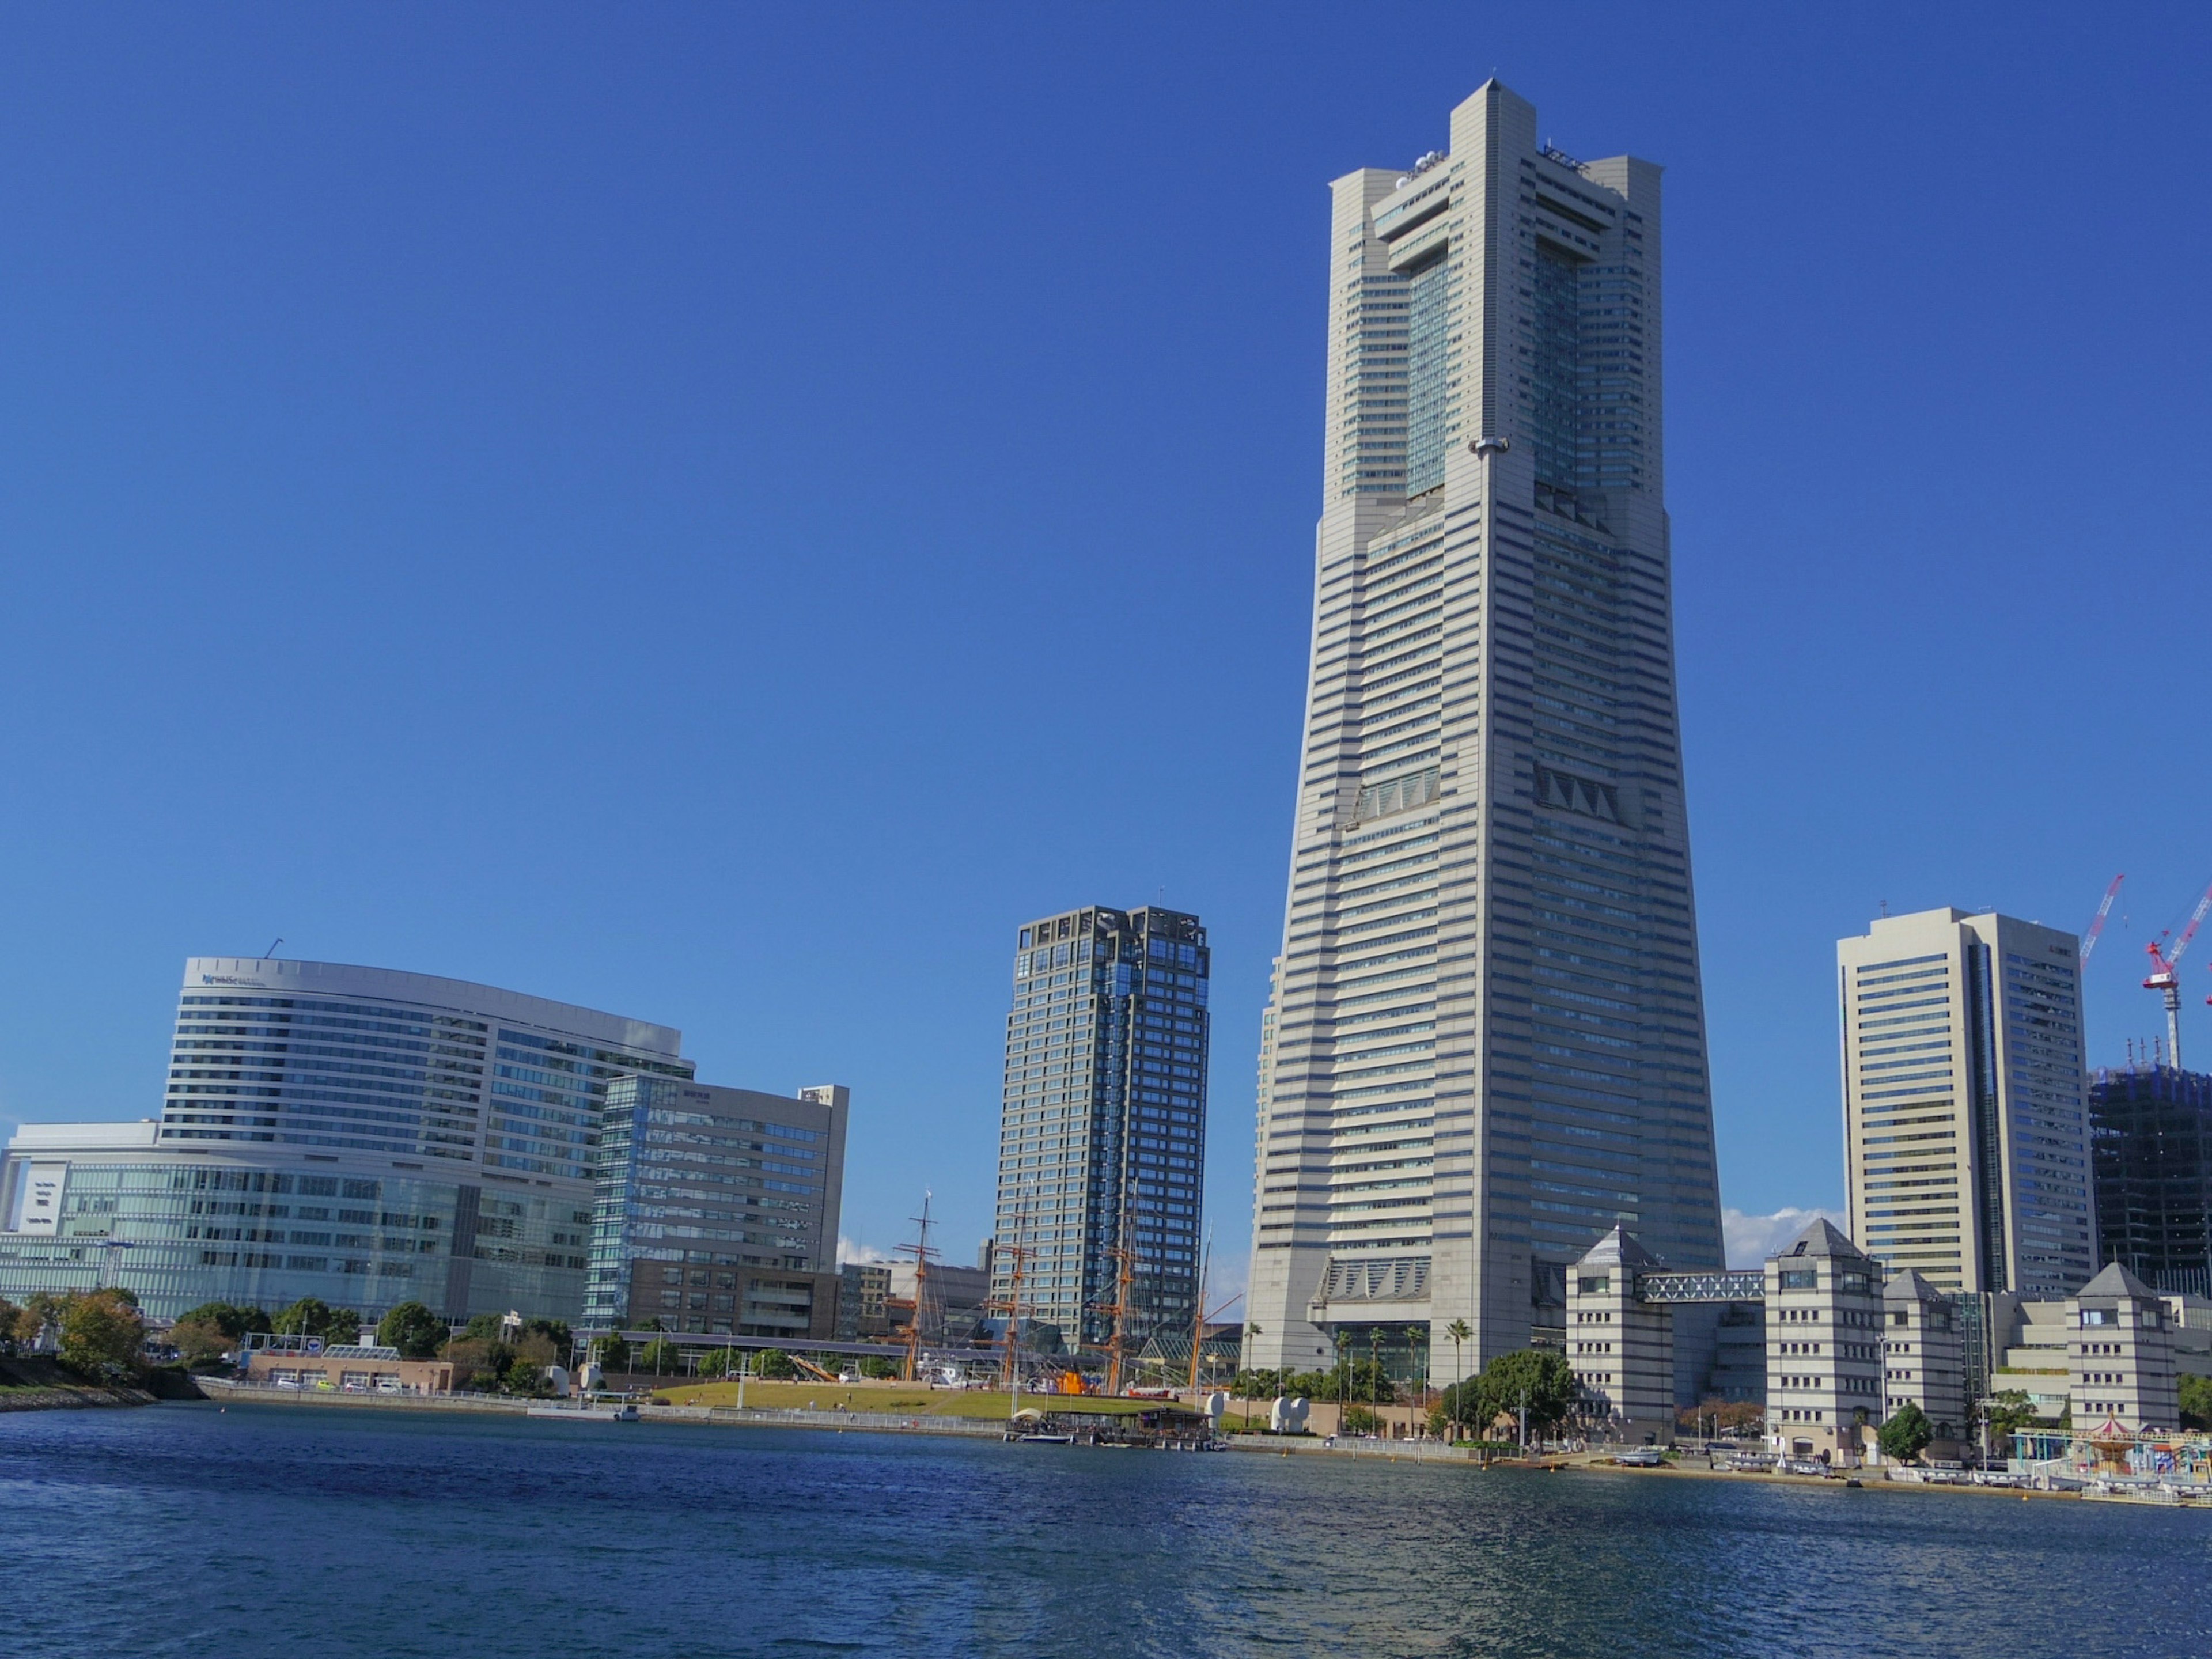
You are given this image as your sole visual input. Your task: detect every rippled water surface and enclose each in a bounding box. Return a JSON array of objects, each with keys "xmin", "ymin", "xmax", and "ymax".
[{"xmin": 5, "ymin": 1403, "xmax": 2210, "ymax": 1657}]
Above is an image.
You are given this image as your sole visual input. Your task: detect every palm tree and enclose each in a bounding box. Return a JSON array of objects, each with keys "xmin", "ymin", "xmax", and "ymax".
[{"xmin": 1445, "ymin": 1319, "xmax": 1472, "ymax": 1441}]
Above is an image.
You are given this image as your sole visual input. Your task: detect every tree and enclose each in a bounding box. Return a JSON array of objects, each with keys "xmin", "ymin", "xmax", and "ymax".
[
  {"xmin": 1444, "ymin": 1319, "xmax": 1473, "ymax": 1434},
  {"xmin": 1443, "ymin": 1349, "xmax": 1577, "ymax": 1444},
  {"xmin": 169, "ymin": 1317, "xmax": 233, "ymax": 1370},
  {"xmin": 1984, "ymin": 1388, "xmax": 2043, "ymax": 1444},
  {"xmin": 376, "ymin": 1302, "xmax": 447, "ymax": 1359},
  {"xmin": 1877, "ymin": 1402, "xmax": 1934, "ymax": 1464},
  {"xmin": 859, "ymin": 1357, "xmax": 898, "ymax": 1380},
  {"xmin": 1342, "ymin": 1404, "xmax": 1380, "ymax": 1436},
  {"xmin": 177, "ymin": 1302, "xmax": 270, "ymax": 1343},
  {"xmin": 0, "ymin": 1297, "xmax": 19, "ymax": 1355},
  {"xmin": 2180, "ymin": 1373, "xmax": 2212, "ymax": 1431},
  {"xmin": 592, "ymin": 1332, "xmax": 631, "ymax": 1373},
  {"xmin": 58, "ymin": 1289, "xmax": 145, "ymax": 1382},
  {"xmin": 273, "ymin": 1298, "xmax": 362, "ymax": 1344},
  {"xmin": 522, "ymin": 1317, "xmax": 572, "ymax": 1354},
  {"xmin": 442, "ymin": 1337, "xmax": 507, "ymax": 1391},
  {"xmin": 637, "ymin": 1338, "xmax": 683, "ymax": 1374},
  {"xmin": 20, "ymin": 1291, "xmax": 65, "ymax": 1351},
  {"xmin": 752, "ymin": 1348, "xmax": 796, "ymax": 1379}
]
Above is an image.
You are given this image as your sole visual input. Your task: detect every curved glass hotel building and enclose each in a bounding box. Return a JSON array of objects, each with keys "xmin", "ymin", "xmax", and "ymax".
[{"xmin": 0, "ymin": 958, "xmax": 699, "ymax": 1322}]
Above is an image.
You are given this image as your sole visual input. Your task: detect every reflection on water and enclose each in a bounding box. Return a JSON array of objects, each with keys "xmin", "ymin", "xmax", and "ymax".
[{"xmin": 3, "ymin": 1404, "xmax": 2208, "ymax": 1658}]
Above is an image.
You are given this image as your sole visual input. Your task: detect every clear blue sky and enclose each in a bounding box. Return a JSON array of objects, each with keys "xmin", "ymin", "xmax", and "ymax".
[{"xmin": 3, "ymin": 5, "xmax": 2210, "ymax": 1282}]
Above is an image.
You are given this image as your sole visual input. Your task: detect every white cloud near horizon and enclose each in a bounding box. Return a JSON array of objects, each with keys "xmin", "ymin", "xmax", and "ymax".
[
  {"xmin": 835, "ymin": 1236, "xmax": 892, "ymax": 1266},
  {"xmin": 1723, "ymin": 1206, "xmax": 1840, "ymax": 1269}
]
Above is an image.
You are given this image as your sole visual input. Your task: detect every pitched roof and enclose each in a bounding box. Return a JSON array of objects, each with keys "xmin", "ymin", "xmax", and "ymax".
[
  {"xmin": 1572, "ymin": 1223, "xmax": 1664, "ymax": 1272},
  {"xmin": 1774, "ymin": 1217, "xmax": 1870, "ymax": 1262},
  {"xmin": 2075, "ymin": 1260, "xmax": 2159, "ymax": 1301},
  {"xmin": 1883, "ymin": 1268, "xmax": 1946, "ymax": 1304}
]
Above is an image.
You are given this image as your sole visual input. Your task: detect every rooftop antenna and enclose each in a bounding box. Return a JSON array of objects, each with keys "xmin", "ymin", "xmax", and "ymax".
[{"xmin": 264, "ymin": 937, "xmax": 283, "ymax": 959}]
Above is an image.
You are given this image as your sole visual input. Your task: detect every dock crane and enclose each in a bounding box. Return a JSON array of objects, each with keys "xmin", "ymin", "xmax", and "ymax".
[
  {"xmin": 2144, "ymin": 879, "xmax": 2212, "ymax": 1068},
  {"xmin": 2080, "ymin": 873, "xmax": 2125, "ymax": 965}
]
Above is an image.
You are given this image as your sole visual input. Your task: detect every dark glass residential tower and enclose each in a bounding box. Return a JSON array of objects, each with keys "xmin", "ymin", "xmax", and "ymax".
[
  {"xmin": 992, "ymin": 907, "xmax": 1209, "ymax": 1349},
  {"xmin": 1247, "ymin": 82, "xmax": 1723, "ymax": 1385},
  {"xmin": 2092, "ymin": 1064, "xmax": 2212, "ymax": 1296}
]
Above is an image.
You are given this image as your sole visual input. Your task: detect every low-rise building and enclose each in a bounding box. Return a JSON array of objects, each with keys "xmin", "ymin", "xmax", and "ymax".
[
  {"xmin": 583, "ymin": 1075, "xmax": 848, "ymax": 1342},
  {"xmin": 1881, "ymin": 1268, "xmax": 1968, "ymax": 1438},
  {"xmin": 2067, "ymin": 1262, "xmax": 2179, "ymax": 1433},
  {"xmin": 837, "ymin": 1263, "xmax": 892, "ymax": 1339},
  {"xmin": 887, "ymin": 1260, "xmax": 991, "ymax": 1343},
  {"xmin": 245, "ymin": 1342, "xmax": 453, "ymax": 1395},
  {"xmin": 1766, "ymin": 1219, "xmax": 1887, "ymax": 1462},
  {"xmin": 1565, "ymin": 1226, "xmax": 1676, "ymax": 1445}
]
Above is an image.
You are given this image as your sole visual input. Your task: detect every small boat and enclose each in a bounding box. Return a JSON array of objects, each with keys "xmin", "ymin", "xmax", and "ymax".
[
  {"xmin": 613, "ymin": 1404, "xmax": 641, "ymax": 1422},
  {"xmin": 1016, "ymin": 1432, "xmax": 1074, "ymax": 1444}
]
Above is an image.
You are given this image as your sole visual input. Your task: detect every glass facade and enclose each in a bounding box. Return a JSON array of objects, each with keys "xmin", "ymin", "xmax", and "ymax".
[
  {"xmin": 994, "ymin": 907, "xmax": 1209, "ymax": 1349},
  {"xmin": 0, "ymin": 1145, "xmax": 593, "ymax": 1324},
  {"xmin": 163, "ymin": 962, "xmax": 694, "ymax": 1181},
  {"xmin": 583, "ymin": 1075, "xmax": 847, "ymax": 1332},
  {"xmin": 1, "ymin": 958, "xmax": 701, "ymax": 1326},
  {"xmin": 2092, "ymin": 1065, "xmax": 2212, "ymax": 1297}
]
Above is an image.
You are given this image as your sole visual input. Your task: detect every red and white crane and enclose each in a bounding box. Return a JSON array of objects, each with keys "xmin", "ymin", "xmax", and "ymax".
[
  {"xmin": 2080, "ymin": 873, "xmax": 2125, "ymax": 965},
  {"xmin": 2145, "ymin": 879, "xmax": 2212, "ymax": 1067}
]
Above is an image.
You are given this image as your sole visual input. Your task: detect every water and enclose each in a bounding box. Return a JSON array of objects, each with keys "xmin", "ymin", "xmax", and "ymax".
[{"xmin": 4, "ymin": 1404, "xmax": 2210, "ymax": 1658}]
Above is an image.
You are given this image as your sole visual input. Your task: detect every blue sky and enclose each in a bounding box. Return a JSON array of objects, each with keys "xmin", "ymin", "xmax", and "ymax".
[{"xmin": 3, "ymin": 5, "xmax": 2209, "ymax": 1285}]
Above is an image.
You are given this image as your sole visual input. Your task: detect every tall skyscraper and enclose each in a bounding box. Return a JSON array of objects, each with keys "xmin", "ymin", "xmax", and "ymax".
[
  {"xmin": 1838, "ymin": 908, "xmax": 2094, "ymax": 1298},
  {"xmin": 1247, "ymin": 82, "xmax": 1722, "ymax": 1386},
  {"xmin": 993, "ymin": 906, "xmax": 1209, "ymax": 1350}
]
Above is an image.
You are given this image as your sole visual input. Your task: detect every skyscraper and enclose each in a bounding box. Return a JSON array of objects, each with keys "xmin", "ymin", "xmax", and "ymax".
[
  {"xmin": 993, "ymin": 906, "xmax": 1209, "ymax": 1351},
  {"xmin": 2088, "ymin": 1062, "xmax": 2211, "ymax": 1296},
  {"xmin": 1838, "ymin": 908, "xmax": 2094, "ymax": 1298},
  {"xmin": 1246, "ymin": 82, "xmax": 1723, "ymax": 1387}
]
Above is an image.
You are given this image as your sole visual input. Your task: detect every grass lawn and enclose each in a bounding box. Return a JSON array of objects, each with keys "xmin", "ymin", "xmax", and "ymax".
[{"xmin": 649, "ymin": 1378, "xmax": 1172, "ymax": 1418}]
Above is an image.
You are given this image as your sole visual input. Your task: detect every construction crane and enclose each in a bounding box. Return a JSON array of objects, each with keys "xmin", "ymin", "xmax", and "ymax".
[
  {"xmin": 2080, "ymin": 873, "xmax": 2125, "ymax": 965},
  {"xmin": 2144, "ymin": 879, "xmax": 2212, "ymax": 1068}
]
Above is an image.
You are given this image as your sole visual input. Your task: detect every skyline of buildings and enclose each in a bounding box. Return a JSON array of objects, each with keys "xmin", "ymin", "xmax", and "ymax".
[
  {"xmin": 0, "ymin": 72, "xmax": 2199, "ymax": 1377},
  {"xmin": 1838, "ymin": 907, "xmax": 2095, "ymax": 1300},
  {"xmin": 990, "ymin": 905, "xmax": 1210, "ymax": 1350},
  {"xmin": 1246, "ymin": 79, "xmax": 1725, "ymax": 1388},
  {"xmin": 0, "ymin": 957, "xmax": 849, "ymax": 1330}
]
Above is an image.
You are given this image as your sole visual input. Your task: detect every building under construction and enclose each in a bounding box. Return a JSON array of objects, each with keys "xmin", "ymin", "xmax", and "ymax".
[{"xmin": 2092, "ymin": 1064, "xmax": 2212, "ymax": 1297}]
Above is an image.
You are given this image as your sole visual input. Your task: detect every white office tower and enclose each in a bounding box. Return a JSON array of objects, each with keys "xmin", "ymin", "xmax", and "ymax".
[
  {"xmin": 1247, "ymin": 82, "xmax": 1723, "ymax": 1388},
  {"xmin": 1839, "ymin": 909, "xmax": 2094, "ymax": 1298}
]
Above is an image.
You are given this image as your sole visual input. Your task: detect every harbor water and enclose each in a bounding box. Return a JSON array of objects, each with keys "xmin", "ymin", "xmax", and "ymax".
[{"xmin": 5, "ymin": 1402, "xmax": 2209, "ymax": 1657}]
